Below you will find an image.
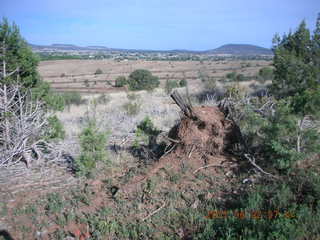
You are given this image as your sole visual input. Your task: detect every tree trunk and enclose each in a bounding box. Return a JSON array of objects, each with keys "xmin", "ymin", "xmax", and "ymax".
[{"xmin": 170, "ymin": 90, "xmax": 197, "ymax": 120}]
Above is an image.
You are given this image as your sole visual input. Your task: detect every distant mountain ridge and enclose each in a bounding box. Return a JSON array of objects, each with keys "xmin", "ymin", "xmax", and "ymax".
[
  {"xmin": 30, "ymin": 43, "xmax": 273, "ymax": 55},
  {"xmin": 205, "ymin": 44, "xmax": 272, "ymax": 55}
]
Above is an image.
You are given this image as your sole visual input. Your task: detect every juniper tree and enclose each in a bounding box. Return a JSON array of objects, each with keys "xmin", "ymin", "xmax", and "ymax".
[
  {"xmin": 0, "ymin": 19, "xmax": 65, "ymax": 167},
  {"xmin": 271, "ymin": 18, "xmax": 320, "ymax": 116},
  {"xmin": 0, "ymin": 18, "xmax": 39, "ymax": 87},
  {"xmin": 0, "ymin": 18, "xmax": 64, "ymax": 111},
  {"xmin": 263, "ymin": 15, "xmax": 320, "ymax": 170}
]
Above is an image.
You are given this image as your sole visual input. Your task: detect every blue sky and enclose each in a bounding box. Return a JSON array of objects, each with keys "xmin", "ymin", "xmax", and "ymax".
[{"xmin": 0, "ymin": 0, "xmax": 318, "ymax": 50}]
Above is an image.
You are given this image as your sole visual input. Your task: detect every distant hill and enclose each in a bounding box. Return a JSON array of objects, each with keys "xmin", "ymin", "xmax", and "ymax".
[
  {"xmin": 86, "ymin": 46, "xmax": 110, "ymax": 50},
  {"xmin": 29, "ymin": 43, "xmax": 273, "ymax": 55},
  {"xmin": 30, "ymin": 43, "xmax": 88, "ymax": 51},
  {"xmin": 206, "ymin": 44, "xmax": 272, "ymax": 55}
]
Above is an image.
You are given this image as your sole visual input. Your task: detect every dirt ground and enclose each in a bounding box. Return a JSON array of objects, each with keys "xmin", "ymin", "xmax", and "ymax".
[
  {"xmin": 0, "ymin": 85, "xmax": 252, "ymax": 239},
  {"xmin": 0, "ymin": 59, "xmax": 271, "ymax": 239}
]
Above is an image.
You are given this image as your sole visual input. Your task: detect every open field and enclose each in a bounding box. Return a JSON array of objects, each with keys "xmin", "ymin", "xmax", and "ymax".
[
  {"xmin": 0, "ymin": 59, "xmax": 277, "ymax": 239},
  {"xmin": 1, "ymin": 59, "xmax": 318, "ymax": 239},
  {"xmin": 38, "ymin": 59, "xmax": 272, "ymax": 93}
]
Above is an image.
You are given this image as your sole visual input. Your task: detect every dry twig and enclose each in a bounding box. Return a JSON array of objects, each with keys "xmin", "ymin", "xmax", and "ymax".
[
  {"xmin": 0, "ymin": 84, "xmax": 63, "ymax": 168},
  {"xmin": 142, "ymin": 201, "xmax": 166, "ymax": 221},
  {"xmin": 193, "ymin": 164, "xmax": 222, "ymax": 174},
  {"xmin": 244, "ymin": 154, "xmax": 278, "ymax": 179}
]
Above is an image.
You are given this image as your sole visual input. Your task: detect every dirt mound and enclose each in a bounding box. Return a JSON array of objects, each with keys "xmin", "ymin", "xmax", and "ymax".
[
  {"xmin": 121, "ymin": 94, "xmax": 244, "ymax": 196},
  {"xmin": 121, "ymin": 100, "xmax": 241, "ymax": 200},
  {"xmin": 141, "ymin": 104, "xmax": 242, "ymax": 178},
  {"xmin": 169, "ymin": 105, "xmax": 241, "ymax": 156}
]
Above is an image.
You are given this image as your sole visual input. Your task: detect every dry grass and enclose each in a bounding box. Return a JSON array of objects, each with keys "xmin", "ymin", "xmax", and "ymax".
[
  {"xmin": 38, "ymin": 59, "xmax": 271, "ymax": 93},
  {"xmin": 56, "ymin": 88, "xmax": 181, "ymax": 159}
]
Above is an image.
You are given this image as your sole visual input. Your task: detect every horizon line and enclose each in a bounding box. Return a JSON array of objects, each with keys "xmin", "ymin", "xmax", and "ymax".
[{"xmin": 29, "ymin": 42, "xmax": 272, "ymax": 52}]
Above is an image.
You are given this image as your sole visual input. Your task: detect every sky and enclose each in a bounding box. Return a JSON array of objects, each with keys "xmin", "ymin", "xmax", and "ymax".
[{"xmin": 0, "ymin": 0, "xmax": 319, "ymax": 50}]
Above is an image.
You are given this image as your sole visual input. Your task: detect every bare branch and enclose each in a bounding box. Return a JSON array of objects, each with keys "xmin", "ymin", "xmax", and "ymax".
[
  {"xmin": 142, "ymin": 201, "xmax": 166, "ymax": 221},
  {"xmin": 0, "ymin": 84, "xmax": 53, "ymax": 168},
  {"xmin": 244, "ymin": 154, "xmax": 278, "ymax": 179}
]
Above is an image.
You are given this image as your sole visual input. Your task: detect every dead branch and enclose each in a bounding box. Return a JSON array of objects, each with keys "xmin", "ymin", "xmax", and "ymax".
[
  {"xmin": 188, "ymin": 145, "xmax": 195, "ymax": 158},
  {"xmin": 0, "ymin": 84, "xmax": 59, "ymax": 168},
  {"xmin": 193, "ymin": 164, "xmax": 222, "ymax": 174},
  {"xmin": 170, "ymin": 90, "xmax": 197, "ymax": 120},
  {"xmin": 164, "ymin": 136, "xmax": 181, "ymax": 144},
  {"xmin": 244, "ymin": 154, "xmax": 278, "ymax": 179},
  {"xmin": 160, "ymin": 143, "xmax": 177, "ymax": 160},
  {"xmin": 142, "ymin": 201, "xmax": 166, "ymax": 221}
]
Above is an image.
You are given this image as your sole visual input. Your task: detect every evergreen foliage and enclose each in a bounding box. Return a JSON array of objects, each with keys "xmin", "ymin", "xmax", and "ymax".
[
  {"xmin": 94, "ymin": 68, "xmax": 103, "ymax": 75},
  {"xmin": 258, "ymin": 66, "xmax": 274, "ymax": 82},
  {"xmin": 128, "ymin": 69, "xmax": 160, "ymax": 91},
  {"xmin": 46, "ymin": 115, "xmax": 66, "ymax": 140},
  {"xmin": 179, "ymin": 78, "xmax": 188, "ymax": 87},
  {"xmin": 114, "ymin": 76, "xmax": 127, "ymax": 87},
  {"xmin": 0, "ymin": 18, "xmax": 65, "ymax": 111},
  {"xmin": 271, "ymin": 18, "xmax": 320, "ymax": 115},
  {"xmin": 76, "ymin": 121, "xmax": 108, "ymax": 177},
  {"xmin": 0, "ymin": 18, "xmax": 39, "ymax": 88}
]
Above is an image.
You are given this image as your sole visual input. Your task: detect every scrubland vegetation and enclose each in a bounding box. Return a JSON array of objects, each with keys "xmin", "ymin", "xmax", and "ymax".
[{"xmin": 0, "ymin": 14, "xmax": 320, "ymax": 240}]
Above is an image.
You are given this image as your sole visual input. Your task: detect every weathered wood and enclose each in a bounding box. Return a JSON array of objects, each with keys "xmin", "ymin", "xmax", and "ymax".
[{"xmin": 170, "ymin": 90, "xmax": 197, "ymax": 120}]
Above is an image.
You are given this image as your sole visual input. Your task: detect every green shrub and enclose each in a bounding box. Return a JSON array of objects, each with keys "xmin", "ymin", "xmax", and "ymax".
[
  {"xmin": 271, "ymin": 17, "xmax": 320, "ymax": 115},
  {"xmin": 76, "ymin": 121, "xmax": 108, "ymax": 177},
  {"xmin": 128, "ymin": 69, "xmax": 160, "ymax": 91},
  {"xmin": 83, "ymin": 79, "xmax": 90, "ymax": 87},
  {"xmin": 226, "ymin": 71, "xmax": 237, "ymax": 81},
  {"xmin": 0, "ymin": 18, "xmax": 40, "ymax": 89},
  {"xmin": 114, "ymin": 76, "xmax": 127, "ymax": 87},
  {"xmin": 166, "ymin": 166, "xmax": 320, "ymax": 240},
  {"xmin": 46, "ymin": 115, "xmax": 65, "ymax": 140},
  {"xmin": 95, "ymin": 68, "xmax": 103, "ymax": 75},
  {"xmin": 42, "ymin": 91, "xmax": 65, "ymax": 112},
  {"xmin": 179, "ymin": 79, "xmax": 188, "ymax": 87},
  {"xmin": 258, "ymin": 67, "xmax": 274, "ymax": 82},
  {"xmin": 253, "ymin": 16, "xmax": 320, "ymax": 170},
  {"xmin": 122, "ymin": 102, "xmax": 141, "ymax": 116},
  {"xmin": 236, "ymin": 73, "xmax": 246, "ymax": 81},
  {"xmin": 60, "ymin": 92, "xmax": 85, "ymax": 106},
  {"xmin": 164, "ymin": 79, "xmax": 179, "ymax": 94},
  {"xmin": 261, "ymin": 99, "xmax": 320, "ymax": 170},
  {"xmin": 136, "ymin": 116, "xmax": 160, "ymax": 137},
  {"xmin": 32, "ymin": 81, "xmax": 65, "ymax": 111},
  {"xmin": 133, "ymin": 116, "xmax": 161, "ymax": 149}
]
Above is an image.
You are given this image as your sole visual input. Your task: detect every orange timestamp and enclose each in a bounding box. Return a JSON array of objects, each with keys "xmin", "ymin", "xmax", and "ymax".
[{"xmin": 205, "ymin": 210, "xmax": 296, "ymax": 220}]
